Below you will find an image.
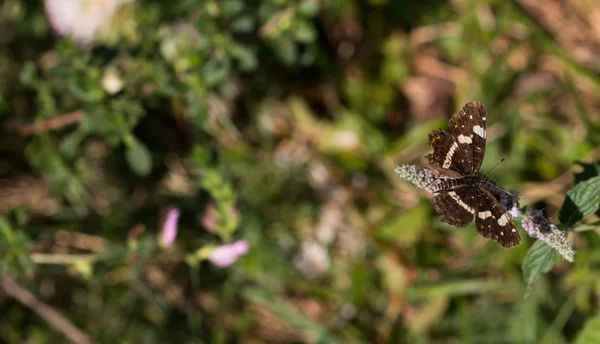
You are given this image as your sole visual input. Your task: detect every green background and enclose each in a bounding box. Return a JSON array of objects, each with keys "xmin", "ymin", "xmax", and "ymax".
[{"xmin": 1, "ymin": 0, "xmax": 599, "ymax": 343}]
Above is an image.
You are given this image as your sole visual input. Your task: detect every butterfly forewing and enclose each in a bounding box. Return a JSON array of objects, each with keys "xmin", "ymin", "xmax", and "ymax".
[
  {"xmin": 432, "ymin": 186, "xmax": 476, "ymax": 228},
  {"xmin": 474, "ymin": 186, "xmax": 520, "ymax": 247},
  {"xmin": 427, "ymin": 102, "xmax": 487, "ymax": 177},
  {"xmin": 448, "ymin": 101, "xmax": 487, "ymax": 174},
  {"xmin": 449, "ymin": 102, "xmax": 487, "ymax": 174},
  {"xmin": 427, "ymin": 129, "xmax": 470, "ymax": 178}
]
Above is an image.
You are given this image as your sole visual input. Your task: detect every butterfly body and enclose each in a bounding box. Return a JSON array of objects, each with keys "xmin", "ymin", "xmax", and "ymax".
[{"xmin": 426, "ymin": 101, "xmax": 520, "ymax": 247}]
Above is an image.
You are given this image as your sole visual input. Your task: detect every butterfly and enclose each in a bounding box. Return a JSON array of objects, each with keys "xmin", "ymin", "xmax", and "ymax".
[{"xmin": 426, "ymin": 101, "xmax": 520, "ymax": 247}]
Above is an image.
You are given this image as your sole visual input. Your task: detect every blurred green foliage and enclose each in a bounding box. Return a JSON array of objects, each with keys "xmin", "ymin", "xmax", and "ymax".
[{"xmin": 1, "ymin": 0, "xmax": 600, "ymax": 343}]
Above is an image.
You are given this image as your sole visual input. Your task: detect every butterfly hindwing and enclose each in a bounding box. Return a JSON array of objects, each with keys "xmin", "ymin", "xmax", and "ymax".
[
  {"xmin": 474, "ymin": 186, "xmax": 520, "ymax": 248},
  {"xmin": 432, "ymin": 186, "xmax": 476, "ymax": 228},
  {"xmin": 448, "ymin": 101, "xmax": 487, "ymax": 174}
]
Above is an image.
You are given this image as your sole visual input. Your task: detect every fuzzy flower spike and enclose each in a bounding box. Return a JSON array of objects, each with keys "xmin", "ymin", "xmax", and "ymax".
[{"xmin": 395, "ymin": 164, "xmax": 575, "ymax": 262}]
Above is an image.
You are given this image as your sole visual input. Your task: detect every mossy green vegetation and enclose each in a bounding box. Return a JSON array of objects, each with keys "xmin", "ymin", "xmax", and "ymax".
[{"xmin": 1, "ymin": 0, "xmax": 600, "ymax": 343}]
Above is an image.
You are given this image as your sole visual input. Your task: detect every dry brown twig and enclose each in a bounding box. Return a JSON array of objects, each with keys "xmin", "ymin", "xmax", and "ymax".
[
  {"xmin": 5, "ymin": 110, "xmax": 84, "ymax": 136},
  {"xmin": 1, "ymin": 271, "xmax": 95, "ymax": 344}
]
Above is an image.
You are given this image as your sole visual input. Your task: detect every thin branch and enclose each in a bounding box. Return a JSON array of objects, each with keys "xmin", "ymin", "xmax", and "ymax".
[
  {"xmin": 5, "ymin": 110, "xmax": 84, "ymax": 136},
  {"xmin": 1, "ymin": 271, "xmax": 95, "ymax": 344}
]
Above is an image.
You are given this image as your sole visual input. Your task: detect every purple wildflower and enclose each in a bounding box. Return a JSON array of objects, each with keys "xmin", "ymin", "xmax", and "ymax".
[
  {"xmin": 160, "ymin": 208, "xmax": 180, "ymax": 247},
  {"xmin": 209, "ymin": 240, "xmax": 250, "ymax": 268},
  {"xmin": 521, "ymin": 206, "xmax": 575, "ymax": 262},
  {"xmin": 202, "ymin": 205, "xmax": 217, "ymax": 233}
]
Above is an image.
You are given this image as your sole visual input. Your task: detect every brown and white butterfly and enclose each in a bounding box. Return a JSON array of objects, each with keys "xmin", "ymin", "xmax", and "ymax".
[{"xmin": 426, "ymin": 101, "xmax": 520, "ymax": 248}]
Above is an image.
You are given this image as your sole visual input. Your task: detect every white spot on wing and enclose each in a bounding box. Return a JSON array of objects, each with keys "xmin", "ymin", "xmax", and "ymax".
[
  {"xmin": 478, "ymin": 211, "xmax": 492, "ymax": 219},
  {"xmin": 448, "ymin": 191, "xmax": 475, "ymax": 214},
  {"xmin": 497, "ymin": 213, "xmax": 510, "ymax": 226},
  {"xmin": 442, "ymin": 142, "xmax": 458, "ymax": 169},
  {"xmin": 473, "ymin": 125, "xmax": 486, "ymax": 138},
  {"xmin": 458, "ymin": 135, "xmax": 473, "ymax": 144}
]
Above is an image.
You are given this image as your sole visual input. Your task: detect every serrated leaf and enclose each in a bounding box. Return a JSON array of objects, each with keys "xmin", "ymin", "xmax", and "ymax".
[
  {"xmin": 558, "ymin": 175, "xmax": 600, "ymax": 226},
  {"xmin": 522, "ymin": 240, "xmax": 557, "ymax": 289},
  {"xmin": 572, "ymin": 162, "xmax": 600, "ymax": 218},
  {"xmin": 573, "ymin": 162, "xmax": 600, "ymax": 184},
  {"xmin": 575, "ymin": 315, "xmax": 600, "ymax": 344},
  {"xmin": 126, "ymin": 142, "xmax": 152, "ymax": 176}
]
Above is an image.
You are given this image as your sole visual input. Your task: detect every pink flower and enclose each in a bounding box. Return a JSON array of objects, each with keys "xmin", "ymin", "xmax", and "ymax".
[
  {"xmin": 209, "ymin": 240, "xmax": 250, "ymax": 268},
  {"xmin": 202, "ymin": 205, "xmax": 217, "ymax": 233},
  {"xmin": 160, "ymin": 208, "xmax": 180, "ymax": 247},
  {"xmin": 202, "ymin": 204, "xmax": 241, "ymax": 233},
  {"xmin": 44, "ymin": 0, "xmax": 133, "ymax": 45}
]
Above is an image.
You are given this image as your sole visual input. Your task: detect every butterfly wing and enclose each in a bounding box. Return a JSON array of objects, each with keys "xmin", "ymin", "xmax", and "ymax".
[
  {"xmin": 432, "ymin": 186, "xmax": 476, "ymax": 228},
  {"xmin": 474, "ymin": 186, "xmax": 520, "ymax": 247},
  {"xmin": 426, "ymin": 129, "xmax": 472, "ymax": 178},
  {"xmin": 426, "ymin": 102, "xmax": 487, "ymax": 177},
  {"xmin": 448, "ymin": 101, "xmax": 487, "ymax": 174}
]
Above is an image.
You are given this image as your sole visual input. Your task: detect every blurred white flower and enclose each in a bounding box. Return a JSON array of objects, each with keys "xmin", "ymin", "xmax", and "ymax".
[
  {"xmin": 44, "ymin": 0, "xmax": 134, "ymax": 45},
  {"xmin": 293, "ymin": 240, "xmax": 330, "ymax": 280},
  {"xmin": 209, "ymin": 240, "xmax": 250, "ymax": 268},
  {"xmin": 332, "ymin": 130, "xmax": 360, "ymax": 149},
  {"xmin": 101, "ymin": 66, "xmax": 123, "ymax": 94}
]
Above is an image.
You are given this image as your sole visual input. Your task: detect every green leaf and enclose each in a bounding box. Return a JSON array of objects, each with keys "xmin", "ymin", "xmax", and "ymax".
[
  {"xmin": 220, "ymin": 0, "xmax": 245, "ymax": 16},
  {"xmin": 19, "ymin": 61, "xmax": 38, "ymax": 86},
  {"xmin": 575, "ymin": 314, "xmax": 600, "ymax": 344},
  {"xmin": 522, "ymin": 240, "xmax": 557, "ymax": 290},
  {"xmin": 229, "ymin": 44, "xmax": 258, "ymax": 71},
  {"xmin": 59, "ymin": 132, "xmax": 85, "ymax": 158},
  {"xmin": 573, "ymin": 162, "xmax": 600, "ymax": 184},
  {"xmin": 297, "ymin": 0, "xmax": 319, "ymax": 17},
  {"xmin": 572, "ymin": 162, "xmax": 600, "ymax": 218},
  {"xmin": 270, "ymin": 39, "xmax": 297, "ymax": 66},
  {"xmin": 558, "ymin": 175, "xmax": 600, "ymax": 226},
  {"xmin": 202, "ymin": 58, "xmax": 231, "ymax": 87},
  {"xmin": 126, "ymin": 141, "xmax": 152, "ymax": 176},
  {"xmin": 231, "ymin": 15, "xmax": 255, "ymax": 33},
  {"xmin": 293, "ymin": 20, "xmax": 316, "ymax": 43}
]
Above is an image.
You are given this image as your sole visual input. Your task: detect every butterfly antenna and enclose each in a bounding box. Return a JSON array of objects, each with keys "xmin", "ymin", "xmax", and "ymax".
[{"xmin": 484, "ymin": 158, "xmax": 505, "ymax": 176}]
